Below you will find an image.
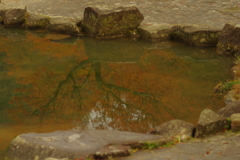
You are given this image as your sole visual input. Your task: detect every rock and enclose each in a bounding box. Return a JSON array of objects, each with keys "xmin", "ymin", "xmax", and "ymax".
[
  {"xmin": 171, "ymin": 26, "xmax": 220, "ymax": 46},
  {"xmin": 49, "ymin": 17, "xmax": 81, "ymax": 35},
  {"xmin": 231, "ymin": 64, "xmax": 240, "ymax": 80},
  {"xmin": 137, "ymin": 23, "xmax": 171, "ymax": 42},
  {"xmin": 81, "ymin": 6, "xmax": 144, "ymax": 38},
  {"xmin": 5, "ymin": 130, "xmax": 169, "ymax": 160},
  {"xmin": 24, "ymin": 14, "xmax": 50, "ymax": 29},
  {"xmin": 195, "ymin": 109, "xmax": 229, "ymax": 138},
  {"xmin": 224, "ymin": 83, "xmax": 240, "ymax": 104},
  {"xmin": 0, "ymin": 4, "xmax": 11, "ymax": 23},
  {"xmin": 230, "ymin": 113, "xmax": 240, "ymax": 132},
  {"xmin": 216, "ymin": 23, "xmax": 240, "ymax": 55},
  {"xmin": 4, "ymin": 6, "xmax": 27, "ymax": 26},
  {"xmin": 148, "ymin": 119, "xmax": 195, "ymax": 141},
  {"xmin": 95, "ymin": 145, "xmax": 131, "ymax": 159},
  {"xmin": 217, "ymin": 100, "xmax": 240, "ymax": 118}
]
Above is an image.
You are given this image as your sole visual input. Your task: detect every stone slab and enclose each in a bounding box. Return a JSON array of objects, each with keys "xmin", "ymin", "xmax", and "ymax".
[{"xmin": 5, "ymin": 130, "xmax": 169, "ymax": 160}]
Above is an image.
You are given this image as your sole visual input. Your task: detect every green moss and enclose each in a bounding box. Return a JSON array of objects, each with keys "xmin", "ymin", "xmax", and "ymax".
[{"xmin": 215, "ymin": 81, "xmax": 240, "ymax": 95}]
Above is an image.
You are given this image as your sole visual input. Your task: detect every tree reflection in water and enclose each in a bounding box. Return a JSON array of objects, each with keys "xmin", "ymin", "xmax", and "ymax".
[{"xmin": 1, "ymin": 34, "xmax": 228, "ymax": 133}]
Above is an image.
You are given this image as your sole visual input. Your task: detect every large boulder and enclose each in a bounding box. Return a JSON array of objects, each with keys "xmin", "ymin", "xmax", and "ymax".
[
  {"xmin": 24, "ymin": 14, "xmax": 50, "ymax": 29},
  {"xmin": 49, "ymin": 17, "xmax": 81, "ymax": 35},
  {"xmin": 217, "ymin": 100, "xmax": 240, "ymax": 118},
  {"xmin": 216, "ymin": 23, "xmax": 240, "ymax": 55},
  {"xmin": 137, "ymin": 24, "xmax": 172, "ymax": 42},
  {"xmin": 5, "ymin": 130, "xmax": 172, "ymax": 160},
  {"xmin": 195, "ymin": 109, "xmax": 229, "ymax": 138},
  {"xmin": 81, "ymin": 6, "xmax": 144, "ymax": 38},
  {"xmin": 4, "ymin": 6, "xmax": 27, "ymax": 26},
  {"xmin": 148, "ymin": 119, "xmax": 195, "ymax": 141},
  {"xmin": 171, "ymin": 26, "xmax": 220, "ymax": 46}
]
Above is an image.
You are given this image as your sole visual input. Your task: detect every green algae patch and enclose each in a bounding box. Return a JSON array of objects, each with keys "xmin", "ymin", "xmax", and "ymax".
[{"xmin": 81, "ymin": 6, "xmax": 144, "ymax": 38}]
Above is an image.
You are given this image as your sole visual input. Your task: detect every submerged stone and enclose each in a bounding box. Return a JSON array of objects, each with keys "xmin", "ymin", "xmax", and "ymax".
[
  {"xmin": 195, "ymin": 109, "xmax": 229, "ymax": 138},
  {"xmin": 4, "ymin": 6, "xmax": 27, "ymax": 26},
  {"xmin": 81, "ymin": 6, "xmax": 144, "ymax": 38},
  {"xmin": 5, "ymin": 130, "xmax": 168, "ymax": 160},
  {"xmin": 24, "ymin": 14, "xmax": 50, "ymax": 29},
  {"xmin": 171, "ymin": 25, "xmax": 220, "ymax": 46},
  {"xmin": 137, "ymin": 24, "xmax": 172, "ymax": 42},
  {"xmin": 148, "ymin": 119, "xmax": 195, "ymax": 141},
  {"xmin": 216, "ymin": 23, "xmax": 240, "ymax": 55},
  {"xmin": 217, "ymin": 100, "xmax": 240, "ymax": 118}
]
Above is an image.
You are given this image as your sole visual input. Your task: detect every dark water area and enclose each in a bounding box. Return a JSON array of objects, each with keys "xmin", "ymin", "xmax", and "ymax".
[{"xmin": 0, "ymin": 26, "xmax": 234, "ymax": 157}]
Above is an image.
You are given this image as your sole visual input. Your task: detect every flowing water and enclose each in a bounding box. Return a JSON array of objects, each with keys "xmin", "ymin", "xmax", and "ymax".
[{"xmin": 0, "ymin": 26, "xmax": 234, "ymax": 158}]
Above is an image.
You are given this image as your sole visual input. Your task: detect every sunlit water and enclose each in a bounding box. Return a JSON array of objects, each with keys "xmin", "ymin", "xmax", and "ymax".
[{"xmin": 0, "ymin": 26, "xmax": 234, "ymax": 157}]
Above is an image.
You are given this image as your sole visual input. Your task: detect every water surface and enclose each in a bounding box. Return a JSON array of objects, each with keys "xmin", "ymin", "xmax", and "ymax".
[{"xmin": 0, "ymin": 26, "xmax": 233, "ymax": 158}]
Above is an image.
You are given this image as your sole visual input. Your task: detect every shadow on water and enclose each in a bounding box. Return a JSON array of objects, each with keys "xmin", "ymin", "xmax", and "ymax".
[{"xmin": 0, "ymin": 26, "xmax": 234, "ymax": 158}]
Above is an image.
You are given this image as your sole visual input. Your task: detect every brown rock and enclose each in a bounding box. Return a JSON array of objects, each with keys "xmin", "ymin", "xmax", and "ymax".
[
  {"xmin": 195, "ymin": 109, "xmax": 229, "ymax": 138},
  {"xmin": 4, "ymin": 6, "xmax": 26, "ymax": 26},
  {"xmin": 230, "ymin": 113, "xmax": 240, "ymax": 132},
  {"xmin": 216, "ymin": 23, "xmax": 240, "ymax": 55},
  {"xmin": 81, "ymin": 6, "xmax": 144, "ymax": 38},
  {"xmin": 95, "ymin": 145, "xmax": 131, "ymax": 159},
  {"xmin": 171, "ymin": 25, "xmax": 220, "ymax": 46}
]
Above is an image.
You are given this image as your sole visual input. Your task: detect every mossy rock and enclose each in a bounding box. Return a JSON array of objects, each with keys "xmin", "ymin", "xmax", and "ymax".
[
  {"xmin": 171, "ymin": 26, "xmax": 220, "ymax": 46},
  {"xmin": 24, "ymin": 14, "xmax": 50, "ymax": 29},
  {"xmin": 81, "ymin": 6, "xmax": 144, "ymax": 38},
  {"xmin": 216, "ymin": 23, "xmax": 240, "ymax": 55}
]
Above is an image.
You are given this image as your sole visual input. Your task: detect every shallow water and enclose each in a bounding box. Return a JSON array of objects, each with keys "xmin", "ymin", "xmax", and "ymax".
[{"xmin": 0, "ymin": 26, "xmax": 233, "ymax": 158}]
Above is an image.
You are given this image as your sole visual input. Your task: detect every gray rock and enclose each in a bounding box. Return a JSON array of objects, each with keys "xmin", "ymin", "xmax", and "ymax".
[
  {"xmin": 137, "ymin": 24, "xmax": 172, "ymax": 42},
  {"xmin": 95, "ymin": 145, "xmax": 131, "ymax": 159},
  {"xmin": 5, "ymin": 130, "xmax": 169, "ymax": 160},
  {"xmin": 49, "ymin": 17, "xmax": 80, "ymax": 35},
  {"xmin": 217, "ymin": 100, "xmax": 240, "ymax": 118},
  {"xmin": 24, "ymin": 14, "xmax": 50, "ymax": 29},
  {"xmin": 148, "ymin": 119, "xmax": 195, "ymax": 141},
  {"xmin": 171, "ymin": 25, "xmax": 220, "ymax": 46},
  {"xmin": 81, "ymin": 6, "xmax": 144, "ymax": 38},
  {"xmin": 224, "ymin": 83, "xmax": 240, "ymax": 104},
  {"xmin": 4, "ymin": 6, "xmax": 26, "ymax": 26},
  {"xmin": 195, "ymin": 109, "xmax": 229, "ymax": 138},
  {"xmin": 230, "ymin": 113, "xmax": 240, "ymax": 132},
  {"xmin": 216, "ymin": 23, "xmax": 240, "ymax": 55},
  {"xmin": 0, "ymin": 4, "xmax": 11, "ymax": 23}
]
